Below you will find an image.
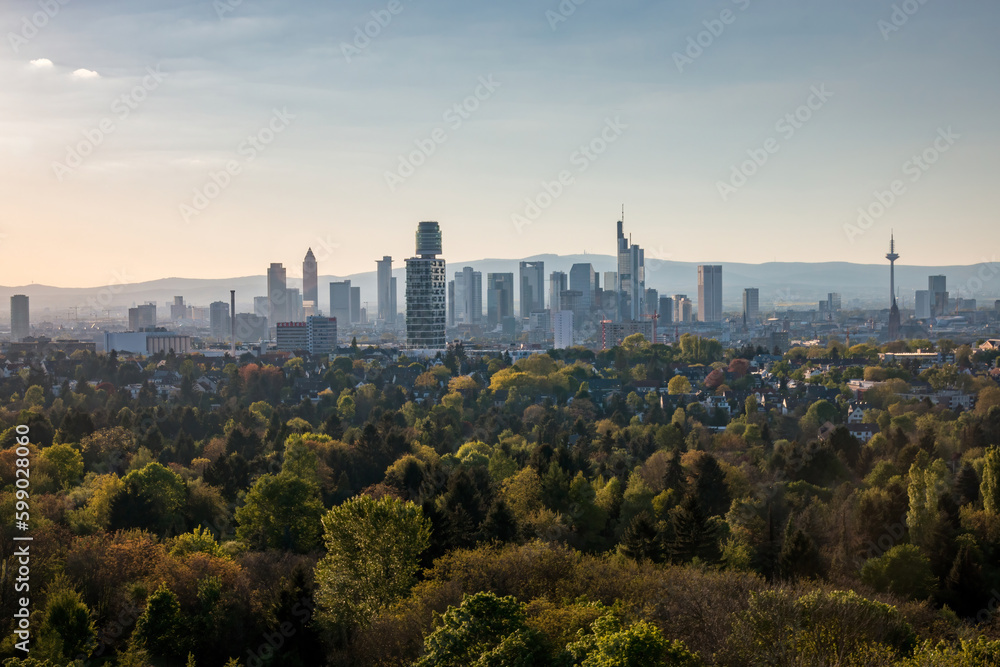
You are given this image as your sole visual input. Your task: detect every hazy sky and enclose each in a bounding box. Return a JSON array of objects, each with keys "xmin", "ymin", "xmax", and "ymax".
[{"xmin": 2, "ymin": 0, "xmax": 998, "ymax": 287}]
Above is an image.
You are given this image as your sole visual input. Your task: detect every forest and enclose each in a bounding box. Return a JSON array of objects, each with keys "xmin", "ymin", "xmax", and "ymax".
[{"xmin": 1, "ymin": 335, "xmax": 1000, "ymax": 666}]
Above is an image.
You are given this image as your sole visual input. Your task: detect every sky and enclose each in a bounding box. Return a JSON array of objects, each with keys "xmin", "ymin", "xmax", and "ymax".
[{"xmin": 1, "ymin": 0, "xmax": 999, "ymax": 287}]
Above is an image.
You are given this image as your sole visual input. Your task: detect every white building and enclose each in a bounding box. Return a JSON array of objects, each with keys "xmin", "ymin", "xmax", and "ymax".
[{"xmin": 553, "ymin": 311, "xmax": 574, "ymax": 349}]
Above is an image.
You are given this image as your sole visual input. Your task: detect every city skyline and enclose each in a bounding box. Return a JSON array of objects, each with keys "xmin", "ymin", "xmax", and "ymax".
[{"xmin": 3, "ymin": 1, "xmax": 1000, "ymax": 286}]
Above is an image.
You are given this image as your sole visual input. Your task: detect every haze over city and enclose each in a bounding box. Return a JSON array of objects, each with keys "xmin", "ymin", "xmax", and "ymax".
[{"xmin": 3, "ymin": 0, "xmax": 1000, "ymax": 287}]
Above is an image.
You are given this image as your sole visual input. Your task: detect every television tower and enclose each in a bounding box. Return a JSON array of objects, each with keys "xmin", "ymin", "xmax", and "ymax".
[{"xmin": 886, "ymin": 233, "xmax": 900, "ymax": 341}]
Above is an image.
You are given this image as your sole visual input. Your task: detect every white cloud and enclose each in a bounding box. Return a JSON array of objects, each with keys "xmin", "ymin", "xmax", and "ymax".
[
  {"xmin": 29, "ymin": 58, "xmax": 54, "ymax": 69},
  {"xmin": 72, "ymin": 68, "xmax": 101, "ymax": 80}
]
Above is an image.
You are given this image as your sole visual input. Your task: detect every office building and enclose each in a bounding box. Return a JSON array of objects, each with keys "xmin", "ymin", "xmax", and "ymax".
[
  {"xmin": 827, "ymin": 293, "xmax": 842, "ymax": 312},
  {"xmin": 601, "ymin": 319, "xmax": 654, "ymax": 349},
  {"xmin": 743, "ymin": 288, "xmax": 759, "ymax": 324},
  {"xmin": 915, "ymin": 290, "xmax": 932, "ymax": 319},
  {"xmin": 104, "ymin": 331, "xmax": 191, "ymax": 356},
  {"xmin": 267, "ymin": 263, "xmax": 288, "ymax": 326},
  {"xmin": 616, "ymin": 219, "xmax": 645, "ymax": 321},
  {"xmin": 253, "ymin": 296, "xmax": 269, "ymax": 319},
  {"xmin": 234, "ymin": 313, "xmax": 268, "ymax": 342},
  {"xmin": 276, "ymin": 322, "xmax": 308, "ymax": 351},
  {"xmin": 170, "ymin": 296, "xmax": 188, "ymax": 320},
  {"xmin": 644, "ymin": 288, "xmax": 658, "ymax": 318},
  {"xmin": 285, "ymin": 288, "xmax": 304, "ymax": 322},
  {"xmin": 209, "ymin": 301, "xmax": 230, "ymax": 340},
  {"xmin": 128, "ymin": 303, "xmax": 156, "ymax": 331},
  {"xmin": 406, "ymin": 221, "xmax": 447, "ymax": 348},
  {"xmin": 303, "ymin": 248, "xmax": 318, "ymax": 310},
  {"xmin": 330, "ymin": 281, "xmax": 352, "ymax": 330},
  {"xmin": 658, "ymin": 296, "xmax": 673, "ymax": 325},
  {"xmin": 10, "ymin": 295, "xmax": 29, "ymax": 342},
  {"xmin": 929, "ymin": 275, "xmax": 948, "ymax": 317},
  {"xmin": 519, "ymin": 261, "xmax": 545, "ymax": 318},
  {"xmin": 454, "ymin": 266, "xmax": 482, "ymax": 325},
  {"xmin": 487, "ymin": 273, "xmax": 515, "ymax": 328},
  {"xmin": 376, "ymin": 256, "xmax": 396, "ymax": 324},
  {"xmin": 697, "ymin": 265, "xmax": 723, "ymax": 322},
  {"xmin": 549, "ymin": 271, "xmax": 567, "ymax": 314},
  {"xmin": 553, "ymin": 311, "xmax": 574, "ymax": 349},
  {"xmin": 569, "ymin": 263, "xmax": 597, "ymax": 311},
  {"xmin": 350, "ymin": 286, "xmax": 361, "ymax": 323}
]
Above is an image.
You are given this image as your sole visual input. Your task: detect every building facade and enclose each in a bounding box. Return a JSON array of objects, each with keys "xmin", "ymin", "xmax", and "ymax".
[
  {"xmin": 697, "ymin": 265, "xmax": 723, "ymax": 322},
  {"xmin": 406, "ymin": 221, "xmax": 447, "ymax": 348},
  {"xmin": 10, "ymin": 295, "xmax": 29, "ymax": 342},
  {"xmin": 519, "ymin": 261, "xmax": 545, "ymax": 319}
]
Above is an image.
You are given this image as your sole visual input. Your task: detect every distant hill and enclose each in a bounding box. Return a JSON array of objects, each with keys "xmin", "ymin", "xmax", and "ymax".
[{"xmin": 2, "ymin": 255, "xmax": 998, "ymax": 319}]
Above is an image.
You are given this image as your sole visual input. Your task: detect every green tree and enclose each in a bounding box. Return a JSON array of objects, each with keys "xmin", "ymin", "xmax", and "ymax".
[
  {"xmin": 40, "ymin": 443, "xmax": 84, "ymax": 489},
  {"xmin": 110, "ymin": 462, "xmax": 187, "ymax": 534},
  {"xmin": 235, "ymin": 473, "xmax": 323, "ymax": 552},
  {"xmin": 315, "ymin": 495, "xmax": 431, "ymax": 634},
  {"xmin": 906, "ymin": 458, "xmax": 947, "ymax": 549},
  {"xmin": 981, "ymin": 446, "xmax": 1000, "ymax": 515},
  {"xmin": 32, "ymin": 577, "xmax": 96, "ymax": 663},
  {"xmin": 861, "ymin": 544, "xmax": 937, "ymax": 600},
  {"xmin": 566, "ymin": 614, "xmax": 702, "ymax": 667},
  {"xmin": 134, "ymin": 583, "xmax": 185, "ymax": 658},
  {"xmin": 667, "ymin": 376, "xmax": 692, "ymax": 395},
  {"xmin": 415, "ymin": 592, "xmax": 547, "ymax": 667}
]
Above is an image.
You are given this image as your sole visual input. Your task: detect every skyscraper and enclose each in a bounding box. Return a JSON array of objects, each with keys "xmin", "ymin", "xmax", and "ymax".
[
  {"xmin": 329, "ymin": 280, "xmax": 352, "ymax": 329},
  {"xmin": 549, "ymin": 271, "xmax": 567, "ymax": 314},
  {"xmin": 915, "ymin": 290, "xmax": 931, "ymax": 319},
  {"xmin": 454, "ymin": 267, "xmax": 482, "ymax": 324},
  {"xmin": 350, "ymin": 285, "xmax": 361, "ymax": 323},
  {"xmin": 267, "ymin": 263, "xmax": 287, "ymax": 327},
  {"xmin": 616, "ymin": 218, "xmax": 645, "ymax": 321},
  {"xmin": 697, "ymin": 265, "xmax": 723, "ymax": 322},
  {"xmin": 929, "ymin": 275, "xmax": 948, "ymax": 317},
  {"xmin": 285, "ymin": 288, "xmax": 304, "ymax": 322},
  {"xmin": 553, "ymin": 310, "xmax": 574, "ymax": 349},
  {"xmin": 128, "ymin": 303, "xmax": 156, "ymax": 331},
  {"xmin": 743, "ymin": 288, "xmax": 759, "ymax": 323},
  {"xmin": 10, "ymin": 295, "xmax": 29, "ymax": 342},
  {"xmin": 487, "ymin": 273, "xmax": 515, "ymax": 328},
  {"xmin": 569, "ymin": 263, "xmax": 596, "ymax": 311},
  {"xmin": 303, "ymin": 248, "xmax": 318, "ymax": 309},
  {"xmin": 519, "ymin": 261, "xmax": 545, "ymax": 318},
  {"xmin": 644, "ymin": 288, "xmax": 658, "ymax": 318},
  {"xmin": 376, "ymin": 256, "xmax": 396, "ymax": 323},
  {"xmin": 658, "ymin": 296, "xmax": 673, "ymax": 324},
  {"xmin": 887, "ymin": 235, "xmax": 900, "ymax": 341},
  {"xmin": 406, "ymin": 221, "xmax": 447, "ymax": 348}
]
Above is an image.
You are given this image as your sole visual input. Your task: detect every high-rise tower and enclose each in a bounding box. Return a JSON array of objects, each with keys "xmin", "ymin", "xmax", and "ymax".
[
  {"xmin": 10, "ymin": 295, "xmax": 29, "ymax": 342},
  {"xmin": 406, "ymin": 222, "xmax": 447, "ymax": 348},
  {"xmin": 887, "ymin": 234, "xmax": 900, "ymax": 341},
  {"xmin": 302, "ymin": 248, "xmax": 318, "ymax": 308},
  {"xmin": 266, "ymin": 262, "xmax": 287, "ymax": 327},
  {"xmin": 616, "ymin": 216, "xmax": 645, "ymax": 321},
  {"xmin": 376, "ymin": 256, "xmax": 396, "ymax": 324}
]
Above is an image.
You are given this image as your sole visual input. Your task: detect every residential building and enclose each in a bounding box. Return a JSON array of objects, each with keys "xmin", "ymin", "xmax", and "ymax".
[
  {"xmin": 406, "ymin": 221, "xmax": 447, "ymax": 348},
  {"xmin": 743, "ymin": 288, "xmax": 759, "ymax": 324},
  {"xmin": 698, "ymin": 265, "xmax": 723, "ymax": 322},
  {"xmin": 376, "ymin": 256, "xmax": 396, "ymax": 324},
  {"xmin": 209, "ymin": 301, "xmax": 230, "ymax": 340},
  {"xmin": 553, "ymin": 311, "xmax": 574, "ymax": 349}
]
